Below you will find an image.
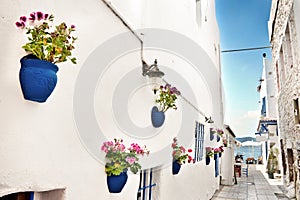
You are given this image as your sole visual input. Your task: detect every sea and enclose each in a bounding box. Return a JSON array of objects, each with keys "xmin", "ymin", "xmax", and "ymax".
[
  {"xmin": 234, "ymin": 137, "xmax": 262, "ymax": 162},
  {"xmin": 234, "ymin": 145, "xmax": 263, "ymax": 161}
]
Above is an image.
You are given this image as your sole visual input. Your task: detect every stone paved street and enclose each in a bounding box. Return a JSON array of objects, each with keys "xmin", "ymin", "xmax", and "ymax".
[{"xmin": 211, "ymin": 165, "xmax": 289, "ymax": 200}]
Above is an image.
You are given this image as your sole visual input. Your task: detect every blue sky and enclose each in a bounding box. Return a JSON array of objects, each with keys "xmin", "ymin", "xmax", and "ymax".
[{"xmin": 215, "ymin": 0, "xmax": 272, "ymax": 137}]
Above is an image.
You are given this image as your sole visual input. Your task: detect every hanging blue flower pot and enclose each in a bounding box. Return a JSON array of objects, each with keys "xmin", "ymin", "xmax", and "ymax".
[
  {"xmin": 210, "ymin": 133, "xmax": 214, "ymax": 141},
  {"xmin": 219, "ymin": 153, "xmax": 222, "ymax": 158},
  {"xmin": 172, "ymin": 161, "xmax": 181, "ymax": 175},
  {"xmin": 151, "ymin": 106, "xmax": 165, "ymax": 128},
  {"xmin": 217, "ymin": 135, "xmax": 221, "ymax": 142},
  {"xmin": 19, "ymin": 54, "xmax": 58, "ymax": 103},
  {"xmin": 107, "ymin": 172, "xmax": 128, "ymax": 193},
  {"xmin": 206, "ymin": 156, "xmax": 211, "ymax": 165}
]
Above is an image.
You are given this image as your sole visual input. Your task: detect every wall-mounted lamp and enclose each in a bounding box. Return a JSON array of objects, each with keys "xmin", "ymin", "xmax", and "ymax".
[
  {"xmin": 205, "ymin": 116, "xmax": 214, "ymax": 124},
  {"xmin": 142, "ymin": 59, "xmax": 165, "ymax": 93}
]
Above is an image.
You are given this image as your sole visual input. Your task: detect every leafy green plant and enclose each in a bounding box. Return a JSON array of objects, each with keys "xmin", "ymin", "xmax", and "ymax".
[
  {"xmin": 172, "ymin": 137, "xmax": 194, "ymax": 164},
  {"xmin": 266, "ymin": 148, "xmax": 279, "ymax": 174},
  {"xmin": 16, "ymin": 11, "xmax": 77, "ymax": 64},
  {"xmin": 210, "ymin": 127, "xmax": 224, "ymax": 137},
  {"xmin": 206, "ymin": 147, "xmax": 214, "ymax": 157},
  {"xmin": 101, "ymin": 139, "xmax": 150, "ymax": 176},
  {"xmin": 155, "ymin": 84, "xmax": 180, "ymax": 112}
]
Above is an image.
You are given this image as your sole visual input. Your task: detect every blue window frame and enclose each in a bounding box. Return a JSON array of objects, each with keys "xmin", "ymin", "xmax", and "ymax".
[
  {"xmin": 194, "ymin": 121, "xmax": 205, "ymax": 162},
  {"xmin": 137, "ymin": 169, "xmax": 157, "ymax": 200},
  {"xmin": 261, "ymin": 97, "xmax": 266, "ymax": 117}
]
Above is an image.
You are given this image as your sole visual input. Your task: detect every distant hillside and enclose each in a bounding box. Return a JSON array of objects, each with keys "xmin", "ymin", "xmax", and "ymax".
[{"xmin": 236, "ymin": 137, "xmax": 256, "ymax": 143}]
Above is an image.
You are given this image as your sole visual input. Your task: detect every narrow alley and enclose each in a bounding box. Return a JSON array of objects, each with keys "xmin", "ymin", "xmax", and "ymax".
[{"xmin": 212, "ymin": 165, "xmax": 289, "ymax": 200}]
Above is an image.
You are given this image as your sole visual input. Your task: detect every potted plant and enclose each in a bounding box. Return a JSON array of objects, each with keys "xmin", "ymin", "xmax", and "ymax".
[
  {"xmin": 214, "ymin": 146, "xmax": 224, "ymax": 159},
  {"xmin": 205, "ymin": 147, "xmax": 214, "ymax": 165},
  {"xmin": 210, "ymin": 128, "xmax": 224, "ymax": 142},
  {"xmin": 151, "ymin": 83, "xmax": 180, "ymax": 128},
  {"xmin": 101, "ymin": 139, "xmax": 149, "ymax": 193},
  {"xmin": 266, "ymin": 148, "xmax": 278, "ymax": 179},
  {"xmin": 171, "ymin": 137, "xmax": 194, "ymax": 175},
  {"xmin": 16, "ymin": 11, "xmax": 77, "ymax": 102}
]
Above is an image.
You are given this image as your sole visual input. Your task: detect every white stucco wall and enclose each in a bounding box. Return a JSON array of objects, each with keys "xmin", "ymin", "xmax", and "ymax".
[
  {"xmin": 0, "ymin": 0, "xmax": 222, "ymax": 199},
  {"xmin": 263, "ymin": 57, "xmax": 277, "ymax": 118}
]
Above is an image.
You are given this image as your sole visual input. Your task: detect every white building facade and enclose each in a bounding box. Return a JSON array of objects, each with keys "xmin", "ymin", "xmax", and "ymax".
[
  {"xmin": 268, "ymin": 0, "xmax": 300, "ymax": 198},
  {"xmin": 0, "ymin": 0, "xmax": 224, "ymax": 199},
  {"xmin": 256, "ymin": 54, "xmax": 281, "ymax": 172}
]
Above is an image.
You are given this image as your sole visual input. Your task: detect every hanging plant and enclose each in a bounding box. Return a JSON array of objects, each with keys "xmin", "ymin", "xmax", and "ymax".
[
  {"xmin": 151, "ymin": 84, "xmax": 180, "ymax": 127},
  {"xmin": 155, "ymin": 83, "xmax": 181, "ymax": 112},
  {"xmin": 171, "ymin": 137, "xmax": 194, "ymax": 174},
  {"xmin": 16, "ymin": 11, "xmax": 77, "ymax": 102},
  {"xmin": 101, "ymin": 139, "xmax": 150, "ymax": 193}
]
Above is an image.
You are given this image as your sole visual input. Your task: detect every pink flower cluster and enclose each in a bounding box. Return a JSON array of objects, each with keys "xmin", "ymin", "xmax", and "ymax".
[
  {"xmin": 213, "ymin": 146, "xmax": 224, "ymax": 153},
  {"xmin": 128, "ymin": 143, "xmax": 150, "ymax": 156},
  {"xmin": 217, "ymin": 129, "xmax": 224, "ymax": 135},
  {"xmin": 15, "ymin": 11, "xmax": 75, "ymax": 30},
  {"xmin": 172, "ymin": 137, "xmax": 194, "ymax": 164},
  {"xmin": 161, "ymin": 84, "xmax": 181, "ymax": 95},
  {"xmin": 125, "ymin": 156, "xmax": 136, "ymax": 164},
  {"xmin": 15, "ymin": 11, "xmax": 50, "ymax": 29},
  {"xmin": 101, "ymin": 139, "xmax": 126, "ymax": 153}
]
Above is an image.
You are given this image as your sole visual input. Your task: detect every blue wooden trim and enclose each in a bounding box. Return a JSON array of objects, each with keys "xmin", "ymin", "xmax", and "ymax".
[
  {"xmin": 138, "ymin": 184, "xmax": 157, "ymax": 191},
  {"xmin": 261, "ymin": 124, "xmax": 269, "ymax": 132},
  {"xmin": 29, "ymin": 192, "xmax": 34, "ymax": 200}
]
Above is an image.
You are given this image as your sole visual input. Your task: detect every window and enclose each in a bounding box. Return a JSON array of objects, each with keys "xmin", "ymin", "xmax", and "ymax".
[
  {"xmin": 0, "ymin": 192, "xmax": 34, "ymax": 200},
  {"xmin": 196, "ymin": 0, "xmax": 201, "ymax": 26},
  {"xmin": 194, "ymin": 121, "xmax": 205, "ymax": 162},
  {"xmin": 261, "ymin": 97, "xmax": 266, "ymax": 117},
  {"xmin": 275, "ymin": 62, "xmax": 280, "ymax": 92},
  {"xmin": 137, "ymin": 169, "xmax": 157, "ymax": 200},
  {"xmin": 279, "ymin": 48, "xmax": 285, "ymax": 84},
  {"xmin": 287, "ymin": 148, "xmax": 294, "ymax": 182},
  {"xmin": 280, "ymin": 140, "xmax": 287, "ymax": 175},
  {"xmin": 294, "ymin": 98, "xmax": 300, "ymax": 124},
  {"xmin": 285, "ymin": 23, "xmax": 293, "ymax": 69}
]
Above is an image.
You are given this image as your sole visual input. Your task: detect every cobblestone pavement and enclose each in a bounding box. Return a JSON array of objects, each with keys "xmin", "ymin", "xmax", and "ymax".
[{"xmin": 211, "ymin": 165, "xmax": 289, "ymax": 200}]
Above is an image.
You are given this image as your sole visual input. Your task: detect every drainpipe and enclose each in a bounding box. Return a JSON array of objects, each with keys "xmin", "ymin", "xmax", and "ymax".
[{"xmin": 101, "ymin": 0, "xmax": 144, "ymax": 60}]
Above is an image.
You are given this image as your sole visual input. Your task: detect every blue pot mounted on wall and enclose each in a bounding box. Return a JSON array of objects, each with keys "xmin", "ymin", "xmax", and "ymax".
[
  {"xmin": 172, "ymin": 161, "xmax": 181, "ymax": 175},
  {"xmin": 210, "ymin": 133, "xmax": 214, "ymax": 141},
  {"xmin": 151, "ymin": 106, "xmax": 165, "ymax": 128},
  {"xmin": 217, "ymin": 135, "xmax": 221, "ymax": 142},
  {"xmin": 107, "ymin": 172, "xmax": 128, "ymax": 193},
  {"xmin": 206, "ymin": 156, "xmax": 210, "ymax": 165},
  {"xmin": 19, "ymin": 54, "xmax": 58, "ymax": 103}
]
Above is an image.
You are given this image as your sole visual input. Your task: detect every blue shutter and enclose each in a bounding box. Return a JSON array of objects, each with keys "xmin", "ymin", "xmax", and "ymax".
[
  {"xmin": 215, "ymin": 154, "xmax": 219, "ymax": 177},
  {"xmin": 29, "ymin": 192, "xmax": 34, "ymax": 200},
  {"xmin": 194, "ymin": 121, "xmax": 205, "ymax": 162}
]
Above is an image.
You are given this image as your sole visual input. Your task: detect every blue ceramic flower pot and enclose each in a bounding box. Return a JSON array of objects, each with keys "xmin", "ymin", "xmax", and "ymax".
[
  {"xmin": 172, "ymin": 161, "xmax": 181, "ymax": 175},
  {"xmin": 107, "ymin": 172, "xmax": 128, "ymax": 193},
  {"xmin": 206, "ymin": 156, "xmax": 210, "ymax": 165},
  {"xmin": 217, "ymin": 135, "xmax": 220, "ymax": 142},
  {"xmin": 19, "ymin": 54, "xmax": 58, "ymax": 103},
  {"xmin": 210, "ymin": 133, "xmax": 214, "ymax": 141},
  {"xmin": 151, "ymin": 106, "xmax": 165, "ymax": 128},
  {"xmin": 219, "ymin": 153, "xmax": 222, "ymax": 158}
]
